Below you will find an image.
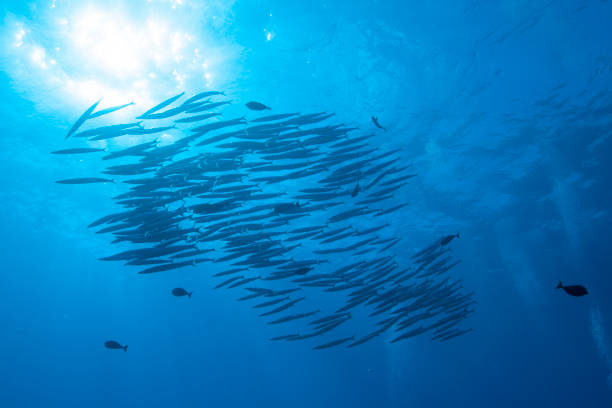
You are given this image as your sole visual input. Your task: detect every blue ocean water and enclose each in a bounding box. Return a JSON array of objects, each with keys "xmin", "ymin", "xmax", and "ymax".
[{"xmin": 1, "ymin": 0, "xmax": 611, "ymax": 407}]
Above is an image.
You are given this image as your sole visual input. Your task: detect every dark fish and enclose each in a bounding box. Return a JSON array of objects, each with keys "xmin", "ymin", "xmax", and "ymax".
[
  {"xmin": 439, "ymin": 328, "xmax": 473, "ymax": 341},
  {"xmin": 351, "ymin": 182, "xmax": 360, "ymax": 197},
  {"xmin": 251, "ymin": 113, "xmax": 299, "ymax": 122},
  {"xmin": 270, "ymin": 334, "xmax": 300, "ymax": 341},
  {"xmin": 51, "ymin": 148, "xmax": 106, "ymax": 155},
  {"xmin": 313, "ymin": 336, "xmax": 355, "ymax": 350},
  {"xmin": 89, "ymin": 102, "xmax": 134, "ymax": 119},
  {"xmin": 246, "ymin": 101, "xmax": 271, "ymax": 111},
  {"xmin": 172, "ymin": 288, "xmax": 192, "ymax": 298},
  {"xmin": 174, "ymin": 112, "xmax": 222, "ymax": 123},
  {"xmin": 104, "ymin": 340, "xmax": 127, "ymax": 351},
  {"xmin": 139, "ymin": 92, "xmax": 185, "ymax": 117},
  {"xmin": 371, "ymin": 116, "xmax": 386, "ymax": 131},
  {"xmin": 347, "ymin": 332, "xmax": 379, "ymax": 347},
  {"xmin": 440, "ymin": 233, "xmax": 460, "ymax": 246},
  {"xmin": 181, "ymin": 91, "xmax": 225, "ymax": 106},
  {"xmin": 556, "ymin": 281, "xmax": 588, "ymax": 297},
  {"xmin": 73, "ymin": 122, "xmax": 142, "ymax": 138},
  {"xmin": 56, "ymin": 177, "xmax": 114, "ymax": 184},
  {"xmin": 66, "ymin": 98, "xmax": 102, "ymax": 139}
]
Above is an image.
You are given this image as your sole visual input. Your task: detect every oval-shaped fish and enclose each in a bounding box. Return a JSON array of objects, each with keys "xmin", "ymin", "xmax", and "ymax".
[
  {"xmin": 556, "ymin": 281, "xmax": 588, "ymax": 297},
  {"xmin": 104, "ymin": 340, "xmax": 127, "ymax": 351},
  {"xmin": 246, "ymin": 101, "xmax": 271, "ymax": 111},
  {"xmin": 172, "ymin": 287, "xmax": 192, "ymax": 298}
]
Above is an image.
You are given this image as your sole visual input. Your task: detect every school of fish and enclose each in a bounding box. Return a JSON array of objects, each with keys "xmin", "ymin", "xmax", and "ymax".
[{"xmin": 53, "ymin": 90, "xmax": 475, "ymax": 349}]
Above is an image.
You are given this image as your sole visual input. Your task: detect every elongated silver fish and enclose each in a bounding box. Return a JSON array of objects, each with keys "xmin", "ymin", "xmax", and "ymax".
[
  {"xmin": 138, "ymin": 92, "xmax": 185, "ymax": 118},
  {"xmin": 56, "ymin": 177, "xmax": 114, "ymax": 184},
  {"xmin": 51, "ymin": 148, "xmax": 106, "ymax": 155},
  {"xmin": 66, "ymin": 98, "xmax": 101, "ymax": 139},
  {"xmin": 89, "ymin": 102, "xmax": 134, "ymax": 119}
]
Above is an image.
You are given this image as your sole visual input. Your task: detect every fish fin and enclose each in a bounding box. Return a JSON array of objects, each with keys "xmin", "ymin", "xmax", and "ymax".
[
  {"xmin": 188, "ymin": 292, "xmax": 192, "ymax": 298},
  {"xmin": 556, "ymin": 281, "xmax": 563, "ymax": 289},
  {"xmin": 457, "ymin": 232, "xmax": 461, "ymax": 238},
  {"xmin": 123, "ymin": 345, "xmax": 128, "ymax": 352}
]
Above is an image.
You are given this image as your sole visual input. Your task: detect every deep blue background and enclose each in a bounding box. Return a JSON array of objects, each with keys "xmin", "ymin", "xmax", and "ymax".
[{"xmin": 1, "ymin": 1, "xmax": 611, "ymax": 407}]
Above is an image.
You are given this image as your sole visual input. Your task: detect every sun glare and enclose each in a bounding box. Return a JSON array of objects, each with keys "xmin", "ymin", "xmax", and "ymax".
[
  {"xmin": 72, "ymin": 10, "xmax": 147, "ymax": 76},
  {"xmin": 4, "ymin": 2, "xmax": 231, "ymax": 120}
]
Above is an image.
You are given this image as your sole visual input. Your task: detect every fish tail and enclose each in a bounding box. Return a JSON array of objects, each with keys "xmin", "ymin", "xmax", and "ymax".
[
  {"xmin": 123, "ymin": 345, "xmax": 128, "ymax": 352},
  {"xmin": 556, "ymin": 281, "xmax": 563, "ymax": 289},
  {"xmin": 188, "ymin": 292, "xmax": 193, "ymax": 298},
  {"xmin": 457, "ymin": 232, "xmax": 460, "ymax": 239}
]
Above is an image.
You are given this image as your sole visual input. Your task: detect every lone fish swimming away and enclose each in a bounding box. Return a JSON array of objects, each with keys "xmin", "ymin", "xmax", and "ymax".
[
  {"xmin": 246, "ymin": 101, "xmax": 271, "ymax": 111},
  {"xmin": 557, "ymin": 281, "xmax": 588, "ymax": 297},
  {"xmin": 172, "ymin": 288, "xmax": 193, "ymax": 298},
  {"xmin": 104, "ymin": 340, "xmax": 127, "ymax": 352},
  {"xmin": 371, "ymin": 116, "xmax": 386, "ymax": 131}
]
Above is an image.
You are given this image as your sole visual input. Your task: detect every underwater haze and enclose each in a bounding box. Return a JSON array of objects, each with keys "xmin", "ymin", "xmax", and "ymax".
[{"xmin": 1, "ymin": 0, "xmax": 612, "ymax": 407}]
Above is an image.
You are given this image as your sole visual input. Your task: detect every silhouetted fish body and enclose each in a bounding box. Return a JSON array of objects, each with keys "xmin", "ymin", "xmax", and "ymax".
[
  {"xmin": 557, "ymin": 281, "xmax": 588, "ymax": 297},
  {"xmin": 104, "ymin": 340, "xmax": 127, "ymax": 351},
  {"xmin": 172, "ymin": 288, "xmax": 192, "ymax": 298},
  {"xmin": 246, "ymin": 101, "xmax": 271, "ymax": 111}
]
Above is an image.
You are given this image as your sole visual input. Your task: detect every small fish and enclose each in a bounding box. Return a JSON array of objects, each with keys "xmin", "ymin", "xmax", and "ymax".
[
  {"xmin": 56, "ymin": 177, "xmax": 114, "ymax": 184},
  {"xmin": 557, "ymin": 281, "xmax": 588, "ymax": 297},
  {"xmin": 51, "ymin": 148, "xmax": 106, "ymax": 155},
  {"xmin": 89, "ymin": 102, "xmax": 134, "ymax": 119},
  {"xmin": 246, "ymin": 101, "xmax": 271, "ymax": 111},
  {"xmin": 66, "ymin": 98, "xmax": 102, "ymax": 139},
  {"xmin": 181, "ymin": 91, "xmax": 225, "ymax": 106},
  {"xmin": 313, "ymin": 336, "xmax": 355, "ymax": 350},
  {"xmin": 440, "ymin": 233, "xmax": 460, "ymax": 246},
  {"xmin": 139, "ymin": 92, "xmax": 185, "ymax": 117},
  {"xmin": 371, "ymin": 116, "xmax": 386, "ymax": 131},
  {"xmin": 251, "ymin": 113, "xmax": 299, "ymax": 122},
  {"xmin": 104, "ymin": 340, "xmax": 127, "ymax": 352},
  {"xmin": 172, "ymin": 288, "xmax": 192, "ymax": 298},
  {"xmin": 174, "ymin": 113, "xmax": 222, "ymax": 123}
]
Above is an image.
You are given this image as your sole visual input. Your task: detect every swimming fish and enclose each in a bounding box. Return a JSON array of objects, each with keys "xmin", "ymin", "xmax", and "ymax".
[
  {"xmin": 51, "ymin": 148, "xmax": 106, "ymax": 155},
  {"xmin": 371, "ymin": 116, "xmax": 386, "ymax": 131},
  {"xmin": 66, "ymin": 98, "xmax": 102, "ymax": 139},
  {"xmin": 556, "ymin": 281, "xmax": 588, "ymax": 297},
  {"xmin": 246, "ymin": 101, "xmax": 271, "ymax": 111},
  {"xmin": 89, "ymin": 102, "xmax": 134, "ymax": 119},
  {"xmin": 440, "ymin": 233, "xmax": 460, "ymax": 246},
  {"xmin": 172, "ymin": 288, "xmax": 193, "ymax": 298},
  {"xmin": 104, "ymin": 340, "xmax": 127, "ymax": 351},
  {"xmin": 56, "ymin": 177, "xmax": 114, "ymax": 184},
  {"xmin": 52, "ymin": 88, "xmax": 475, "ymax": 349},
  {"xmin": 138, "ymin": 92, "xmax": 185, "ymax": 118}
]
